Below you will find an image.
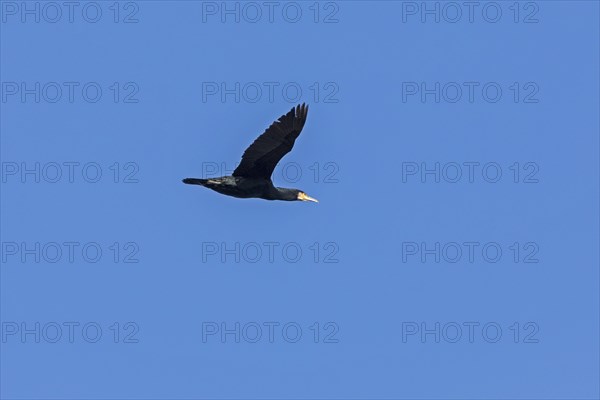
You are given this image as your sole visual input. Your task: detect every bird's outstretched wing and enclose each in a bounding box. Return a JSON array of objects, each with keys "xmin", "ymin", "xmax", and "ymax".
[{"xmin": 232, "ymin": 103, "xmax": 309, "ymax": 179}]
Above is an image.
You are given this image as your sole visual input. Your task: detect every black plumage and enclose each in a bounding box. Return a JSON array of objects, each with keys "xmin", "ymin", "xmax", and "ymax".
[{"xmin": 183, "ymin": 104, "xmax": 318, "ymax": 203}]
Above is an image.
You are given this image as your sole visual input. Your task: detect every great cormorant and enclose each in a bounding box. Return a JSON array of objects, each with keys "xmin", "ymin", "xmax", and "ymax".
[{"xmin": 183, "ymin": 103, "xmax": 318, "ymax": 203}]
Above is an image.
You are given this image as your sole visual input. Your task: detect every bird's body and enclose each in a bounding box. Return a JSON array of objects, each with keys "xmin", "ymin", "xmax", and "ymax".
[
  {"xmin": 182, "ymin": 176, "xmax": 298, "ymax": 201},
  {"xmin": 183, "ymin": 104, "xmax": 318, "ymax": 203}
]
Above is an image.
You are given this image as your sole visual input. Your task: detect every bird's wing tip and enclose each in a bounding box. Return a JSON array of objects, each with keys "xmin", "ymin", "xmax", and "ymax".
[{"xmin": 295, "ymin": 103, "xmax": 308, "ymax": 118}]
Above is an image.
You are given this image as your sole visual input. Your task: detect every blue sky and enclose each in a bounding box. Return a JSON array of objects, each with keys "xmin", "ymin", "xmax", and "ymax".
[{"xmin": 1, "ymin": 1, "xmax": 599, "ymax": 399}]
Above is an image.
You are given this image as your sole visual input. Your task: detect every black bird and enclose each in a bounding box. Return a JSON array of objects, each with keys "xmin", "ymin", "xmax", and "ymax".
[{"xmin": 183, "ymin": 103, "xmax": 318, "ymax": 203}]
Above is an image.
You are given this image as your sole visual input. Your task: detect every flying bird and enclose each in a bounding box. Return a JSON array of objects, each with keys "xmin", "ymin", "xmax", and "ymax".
[{"xmin": 183, "ymin": 103, "xmax": 318, "ymax": 203}]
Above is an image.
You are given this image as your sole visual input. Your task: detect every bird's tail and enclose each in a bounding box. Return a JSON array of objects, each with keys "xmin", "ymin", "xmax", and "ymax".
[{"xmin": 182, "ymin": 178, "xmax": 208, "ymax": 186}]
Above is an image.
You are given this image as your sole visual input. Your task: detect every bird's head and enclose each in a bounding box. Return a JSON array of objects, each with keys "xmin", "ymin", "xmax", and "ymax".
[
  {"xmin": 276, "ymin": 188, "xmax": 318, "ymax": 202},
  {"xmin": 296, "ymin": 191, "xmax": 319, "ymax": 203}
]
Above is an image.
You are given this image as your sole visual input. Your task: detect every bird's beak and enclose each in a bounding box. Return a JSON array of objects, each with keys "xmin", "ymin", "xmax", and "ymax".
[{"xmin": 298, "ymin": 192, "xmax": 319, "ymax": 203}]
